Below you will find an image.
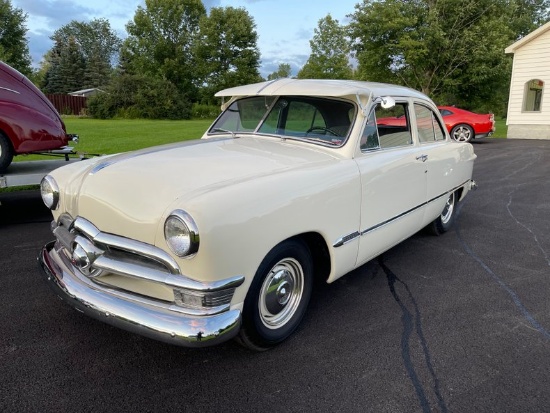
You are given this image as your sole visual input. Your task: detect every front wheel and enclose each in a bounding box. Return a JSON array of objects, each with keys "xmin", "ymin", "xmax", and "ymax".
[
  {"xmin": 0, "ymin": 133, "xmax": 14, "ymax": 173},
  {"xmin": 237, "ymin": 239, "xmax": 313, "ymax": 351},
  {"xmin": 451, "ymin": 124, "xmax": 474, "ymax": 142},
  {"xmin": 427, "ymin": 191, "xmax": 456, "ymax": 235}
]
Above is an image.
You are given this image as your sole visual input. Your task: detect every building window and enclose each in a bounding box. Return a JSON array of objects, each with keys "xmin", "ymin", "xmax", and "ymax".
[{"xmin": 523, "ymin": 79, "xmax": 544, "ymax": 112}]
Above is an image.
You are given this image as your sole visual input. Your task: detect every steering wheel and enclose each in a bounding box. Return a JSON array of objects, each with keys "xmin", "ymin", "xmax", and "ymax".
[{"xmin": 306, "ymin": 126, "xmax": 339, "ymax": 136}]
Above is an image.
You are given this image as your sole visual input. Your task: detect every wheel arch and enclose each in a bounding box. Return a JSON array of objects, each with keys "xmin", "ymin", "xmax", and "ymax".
[
  {"xmin": 0, "ymin": 125, "xmax": 16, "ymax": 152},
  {"xmin": 291, "ymin": 231, "xmax": 332, "ymax": 284}
]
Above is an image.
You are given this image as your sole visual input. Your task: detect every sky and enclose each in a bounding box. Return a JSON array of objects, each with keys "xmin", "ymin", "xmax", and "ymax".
[{"xmin": 11, "ymin": 0, "xmax": 360, "ymax": 78}]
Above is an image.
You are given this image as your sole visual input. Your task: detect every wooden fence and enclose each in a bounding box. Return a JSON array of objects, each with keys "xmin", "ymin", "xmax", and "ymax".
[{"xmin": 46, "ymin": 94, "xmax": 87, "ymax": 115}]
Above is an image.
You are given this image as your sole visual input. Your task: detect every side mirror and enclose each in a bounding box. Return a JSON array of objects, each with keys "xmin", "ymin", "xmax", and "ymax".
[{"xmin": 380, "ymin": 96, "xmax": 396, "ymax": 109}]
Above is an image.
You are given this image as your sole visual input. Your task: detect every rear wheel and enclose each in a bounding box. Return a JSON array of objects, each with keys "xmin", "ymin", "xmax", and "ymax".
[
  {"xmin": 427, "ymin": 191, "xmax": 456, "ymax": 235},
  {"xmin": 237, "ymin": 239, "xmax": 313, "ymax": 351},
  {"xmin": 450, "ymin": 124, "xmax": 474, "ymax": 142},
  {"xmin": 0, "ymin": 133, "xmax": 14, "ymax": 173}
]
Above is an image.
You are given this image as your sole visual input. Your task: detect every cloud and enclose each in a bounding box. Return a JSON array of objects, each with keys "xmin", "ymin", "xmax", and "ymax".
[
  {"xmin": 202, "ymin": 0, "xmax": 222, "ymax": 10},
  {"xmin": 260, "ymin": 53, "xmax": 310, "ymax": 78},
  {"xmin": 14, "ymin": 0, "xmax": 95, "ymax": 28},
  {"xmin": 26, "ymin": 30, "xmax": 54, "ymax": 67},
  {"xmin": 13, "ymin": 0, "xmax": 144, "ymax": 65}
]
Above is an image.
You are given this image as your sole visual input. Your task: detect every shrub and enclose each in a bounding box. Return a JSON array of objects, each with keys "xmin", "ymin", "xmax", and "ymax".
[{"xmin": 87, "ymin": 73, "xmax": 192, "ymax": 120}]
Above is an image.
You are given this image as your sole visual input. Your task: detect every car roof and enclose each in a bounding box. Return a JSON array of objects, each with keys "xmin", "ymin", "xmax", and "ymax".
[{"xmin": 215, "ymin": 78, "xmax": 429, "ymax": 100}]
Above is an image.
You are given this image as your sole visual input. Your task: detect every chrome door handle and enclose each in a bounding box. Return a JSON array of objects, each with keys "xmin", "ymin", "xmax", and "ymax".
[{"xmin": 416, "ymin": 154, "xmax": 428, "ymax": 162}]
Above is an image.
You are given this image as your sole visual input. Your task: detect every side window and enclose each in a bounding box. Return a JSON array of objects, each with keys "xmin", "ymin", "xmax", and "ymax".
[
  {"xmin": 361, "ymin": 102, "xmax": 412, "ymax": 150},
  {"xmin": 415, "ymin": 104, "xmax": 446, "ymax": 143},
  {"xmin": 360, "ymin": 107, "xmax": 380, "ymax": 150}
]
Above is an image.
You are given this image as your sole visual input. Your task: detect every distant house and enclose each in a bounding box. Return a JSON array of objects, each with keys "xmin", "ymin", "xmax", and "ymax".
[
  {"xmin": 505, "ymin": 21, "xmax": 550, "ymax": 140},
  {"xmin": 69, "ymin": 88, "xmax": 104, "ymax": 98}
]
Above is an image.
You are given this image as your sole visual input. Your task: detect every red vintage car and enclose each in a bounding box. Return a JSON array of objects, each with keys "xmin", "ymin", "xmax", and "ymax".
[
  {"xmin": 438, "ymin": 106, "xmax": 495, "ymax": 142},
  {"xmin": 376, "ymin": 105, "xmax": 494, "ymax": 143},
  {"xmin": 0, "ymin": 61, "xmax": 77, "ymax": 173}
]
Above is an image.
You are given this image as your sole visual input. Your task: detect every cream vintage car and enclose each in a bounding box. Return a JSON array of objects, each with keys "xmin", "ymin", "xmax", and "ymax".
[{"xmin": 38, "ymin": 79, "xmax": 477, "ymax": 350}]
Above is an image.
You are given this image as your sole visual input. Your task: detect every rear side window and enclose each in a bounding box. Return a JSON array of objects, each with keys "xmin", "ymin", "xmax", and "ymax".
[
  {"xmin": 415, "ymin": 104, "xmax": 446, "ymax": 142},
  {"xmin": 361, "ymin": 102, "xmax": 412, "ymax": 150}
]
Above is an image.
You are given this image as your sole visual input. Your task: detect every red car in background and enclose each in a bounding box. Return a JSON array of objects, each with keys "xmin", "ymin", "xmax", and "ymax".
[
  {"xmin": 438, "ymin": 106, "xmax": 495, "ymax": 142},
  {"xmin": 0, "ymin": 61, "xmax": 77, "ymax": 173},
  {"xmin": 375, "ymin": 105, "xmax": 495, "ymax": 143}
]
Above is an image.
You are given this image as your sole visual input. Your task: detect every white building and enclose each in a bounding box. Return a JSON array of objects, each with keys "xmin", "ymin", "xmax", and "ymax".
[{"xmin": 505, "ymin": 21, "xmax": 550, "ymax": 140}]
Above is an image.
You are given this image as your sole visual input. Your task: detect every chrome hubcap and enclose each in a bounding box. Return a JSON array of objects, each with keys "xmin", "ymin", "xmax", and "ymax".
[
  {"xmin": 259, "ymin": 258, "xmax": 304, "ymax": 329},
  {"xmin": 441, "ymin": 192, "xmax": 455, "ymax": 224}
]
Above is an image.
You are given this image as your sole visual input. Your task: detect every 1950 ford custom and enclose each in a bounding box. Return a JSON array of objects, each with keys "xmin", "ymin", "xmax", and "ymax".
[{"xmin": 38, "ymin": 79, "xmax": 476, "ymax": 350}]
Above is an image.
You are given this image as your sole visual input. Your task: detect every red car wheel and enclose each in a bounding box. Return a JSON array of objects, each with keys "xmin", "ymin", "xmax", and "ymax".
[{"xmin": 450, "ymin": 124, "xmax": 474, "ymax": 142}]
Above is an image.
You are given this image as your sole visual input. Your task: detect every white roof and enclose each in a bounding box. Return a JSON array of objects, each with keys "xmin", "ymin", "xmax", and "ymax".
[
  {"xmin": 505, "ymin": 21, "xmax": 550, "ymax": 53},
  {"xmin": 69, "ymin": 88, "xmax": 104, "ymax": 95},
  {"xmin": 215, "ymin": 78, "xmax": 428, "ymax": 100}
]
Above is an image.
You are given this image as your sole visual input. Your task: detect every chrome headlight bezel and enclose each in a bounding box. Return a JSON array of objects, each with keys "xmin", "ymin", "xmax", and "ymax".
[
  {"xmin": 40, "ymin": 175, "xmax": 60, "ymax": 210},
  {"xmin": 164, "ymin": 210, "xmax": 200, "ymax": 258}
]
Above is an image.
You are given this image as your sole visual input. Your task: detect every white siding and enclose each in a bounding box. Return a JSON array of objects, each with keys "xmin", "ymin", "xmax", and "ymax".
[{"xmin": 507, "ymin": 28, "xmax": 550, "ymax": 128}]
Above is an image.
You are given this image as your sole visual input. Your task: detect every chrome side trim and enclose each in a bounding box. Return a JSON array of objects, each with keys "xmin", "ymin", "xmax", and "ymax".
[
  {"xmin": 360, "ymin": 201, "xmax": 428, "ymax": 236},
  {"xmin": 0, "ymin": 86, "xmax": 20, "ymax": 94},
  {"xmin": 333, "ymin": 231, "xmax": 360, "ymax": 248},
  {"xmin": 334, "ymin": 180, "xmax": 472, "ymax": 247},
  {"xmin": 38, "ymin": 242, "xmax": 242, "ymax": 347}
]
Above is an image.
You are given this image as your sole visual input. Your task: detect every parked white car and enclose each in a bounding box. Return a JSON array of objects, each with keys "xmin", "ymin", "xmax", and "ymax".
[{"xmin": 39, "ymin": 79, "xmax": 477, "ymax": 350}]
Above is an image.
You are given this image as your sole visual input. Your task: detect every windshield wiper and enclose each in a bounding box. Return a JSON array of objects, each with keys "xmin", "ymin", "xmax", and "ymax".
[{"xmin": 302, "ymin": 137, "xmax": 340, "ymax": 145}]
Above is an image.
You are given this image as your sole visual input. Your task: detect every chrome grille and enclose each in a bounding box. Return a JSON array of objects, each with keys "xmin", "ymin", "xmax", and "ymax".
[{"xmin": 50, "ymin": 214, "xmax": 244, "ymax": 315}]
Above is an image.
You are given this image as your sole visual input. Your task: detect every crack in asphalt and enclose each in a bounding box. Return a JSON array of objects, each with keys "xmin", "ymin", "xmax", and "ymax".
[
  {"xmin": 456, "ymin": 200, "xmax": 550, "ymax": 340},
  {"xmin": 378, "ymin": 256, "xmax": 448, "ymax": 413}
]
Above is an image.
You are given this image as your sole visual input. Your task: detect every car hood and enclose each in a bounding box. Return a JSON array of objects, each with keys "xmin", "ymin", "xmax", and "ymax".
[{"xmin": 64, "ymin": 137, "xmax": 340, "ymax": 242}]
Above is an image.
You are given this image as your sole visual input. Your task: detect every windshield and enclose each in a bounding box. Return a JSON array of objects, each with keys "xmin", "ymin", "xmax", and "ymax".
[{"xmin": 209, "ymin": 96, "xmax": 356, "ymax": 147}]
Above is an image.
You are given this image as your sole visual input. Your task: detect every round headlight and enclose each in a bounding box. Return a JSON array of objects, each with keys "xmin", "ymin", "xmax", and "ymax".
[
  {"xmin": 164, "ymin": 210, "xmax": 199, "ymax": 257},
  {"xmin": 40, "ymin": 175, "xmax": 60, "ymax": 210}
]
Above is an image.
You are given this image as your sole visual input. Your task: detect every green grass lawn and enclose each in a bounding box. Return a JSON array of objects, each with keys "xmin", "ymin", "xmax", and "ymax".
[
  {"xmin": 64, "ymin": 117, "xmax": 212, "ymax": 154},
  {"xmin": 492, "ymin": 119, "xmax": 507, "ymax": 138},
  {"xmin": 14, "ymin": 117, "xmax": 213, "ymax": 162}
]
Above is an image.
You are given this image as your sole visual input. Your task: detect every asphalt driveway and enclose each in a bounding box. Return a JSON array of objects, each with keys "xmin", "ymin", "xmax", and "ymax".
[{"xmin": 1, "ymin": 138, "xmax": 549, "ymax": 412}]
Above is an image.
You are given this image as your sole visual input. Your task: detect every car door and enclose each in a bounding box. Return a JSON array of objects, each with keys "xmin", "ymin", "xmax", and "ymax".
[
  {"xmin": 412, "ymin": 102, "xmax": 463, "ymax": 225},
  {"xmin": 354, "ymin": 100, "xmax": 429, "ymax": 267}
]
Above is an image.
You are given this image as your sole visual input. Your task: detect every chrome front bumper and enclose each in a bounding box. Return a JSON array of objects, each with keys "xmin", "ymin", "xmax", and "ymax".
[{"xmin": 38, "ymin": 241, "xmax": 242, "ymax": 347}]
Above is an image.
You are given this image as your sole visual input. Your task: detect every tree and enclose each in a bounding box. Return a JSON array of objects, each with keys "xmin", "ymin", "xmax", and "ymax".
[
  {"xmin": 123, "ymin": 0, "xmax": 206, "ymax": 98},
  {"xmin": 194, "ymin": 6, "xmax": 261, "ymax": 103},
  {"xmin": 42, "ymin": 37, "xmax": 86, "ymax": 94},
  {"xmin": 0, "ymin": 0, "xmax": 31, "ymax": 76},
  {"xmin": 297, "ymin": 15, "xmax": 353, "ymax": 80},
  {"xmin": 267, "ymin": 63, "xmax": 292, "ymax": 80},
  {"xmin": 348, "ymin": 0, "xmax": 550, "ymax": 113},
  {"xmin": 51, "ymin": 18, "xmax": 121, "ymax": 88}
]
